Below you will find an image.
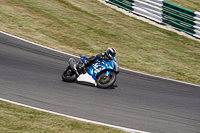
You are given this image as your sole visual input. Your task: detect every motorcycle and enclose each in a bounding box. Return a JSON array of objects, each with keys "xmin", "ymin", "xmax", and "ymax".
[{"xmin": 62, "ymin": 55, "xmax": 119, "ymax": 88}]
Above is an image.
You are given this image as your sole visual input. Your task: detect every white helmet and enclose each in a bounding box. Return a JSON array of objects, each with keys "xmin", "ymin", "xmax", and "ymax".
[{"xmin": 106, "ymin": 47, "xmax": 116, "ymax": 58}]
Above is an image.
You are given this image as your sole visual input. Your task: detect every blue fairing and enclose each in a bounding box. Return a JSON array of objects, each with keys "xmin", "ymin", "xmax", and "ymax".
[{"xmin": 80, "ymin": 55, "xmax": 118, "ymax": 80}]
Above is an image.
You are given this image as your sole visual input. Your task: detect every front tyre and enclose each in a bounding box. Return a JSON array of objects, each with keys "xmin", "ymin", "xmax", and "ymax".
[
  {"xmin": 96, "ymin": 71, "xmax": 116, "ymax": 89},
  {"xmin": 62, "ymin": 66, "xmax": 77, "ymax": 82}
]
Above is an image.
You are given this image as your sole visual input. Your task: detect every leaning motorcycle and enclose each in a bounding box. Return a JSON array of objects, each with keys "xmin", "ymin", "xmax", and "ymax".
[{"xmin": 62, "ymin": 55, "xmax": 119, "ymax": 89}]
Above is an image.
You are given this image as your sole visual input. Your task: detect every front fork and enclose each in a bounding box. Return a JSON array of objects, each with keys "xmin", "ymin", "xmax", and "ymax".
[{"xmin": 105, "ymin": 70, "xmax": 110, "ymax": 76}]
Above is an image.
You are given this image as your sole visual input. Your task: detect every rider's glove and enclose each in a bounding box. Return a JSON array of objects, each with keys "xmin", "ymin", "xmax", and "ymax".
[{"xmin": 84, "ymin": 60, "xmax": 89, "ymax": 65}]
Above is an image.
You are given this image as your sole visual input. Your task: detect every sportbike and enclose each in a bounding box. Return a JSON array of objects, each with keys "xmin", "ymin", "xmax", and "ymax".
[{"xmin": 62, "ymin": 55, "xmax": 119, "ymax": 88}]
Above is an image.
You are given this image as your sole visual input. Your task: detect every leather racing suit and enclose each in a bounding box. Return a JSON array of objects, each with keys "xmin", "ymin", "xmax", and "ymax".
[{"xmin": 77, "ymin": 52, "xmax": 112, "ymax": 74}]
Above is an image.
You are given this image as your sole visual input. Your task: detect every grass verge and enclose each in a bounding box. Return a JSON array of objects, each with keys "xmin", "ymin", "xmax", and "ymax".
[
  {"xmin": 0, "ymin": 0, "xmax": 199, "ymax": 85},
  {"xmin": 166, "ymin": 0, "xmax": 200, "ymax": 12},
  {"xmin": 0, "ymin": 0, "xmax": 199, "ymax": 132},
  {"xmin": 0, "ymin": 100, "xmax": 127, "ymax": 133}
]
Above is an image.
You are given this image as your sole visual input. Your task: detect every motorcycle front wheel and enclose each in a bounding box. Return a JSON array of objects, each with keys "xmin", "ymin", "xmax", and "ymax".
[
  {"xmin": 96, "ymin": 71, "xmax": 116, "ymax": 89},
  {"xmin": 62, "ymin": 66, "xmax": 77, "ymax": 82}
]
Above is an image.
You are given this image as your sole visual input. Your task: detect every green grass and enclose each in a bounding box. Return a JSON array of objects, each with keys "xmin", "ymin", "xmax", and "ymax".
[
  {"xmin": 0, "ymin": 0, "xmax": 199, "ymax": 132},
  {"xmin": 0, "ymin": 100, "xmax": 126, "ymax": 133},
  {"xmin": 0, "ymin": 0, "xmax": 199, "ymax": 85},
  {"xmin": 166, "ymin": 0, "xmax": 200, "ymax": 12}
]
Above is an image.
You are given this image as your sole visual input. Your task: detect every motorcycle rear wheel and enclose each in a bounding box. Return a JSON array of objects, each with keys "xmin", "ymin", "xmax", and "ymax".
[
  {"xmin": 96, "ymin": 71, "xmax": 116, "ymax": 89},
  {"xmin": 62, "ymin": 66, "xmax": 77, "ymax": 82}
]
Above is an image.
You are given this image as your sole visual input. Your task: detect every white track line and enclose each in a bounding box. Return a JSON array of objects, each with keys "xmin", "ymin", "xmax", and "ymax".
[
  {"xmin": 0, "ymin": 98, "xmax": 149, "ymax": 133},
  {"xmin": 0, "ymin": 30, "xmax": 199, "ymax": 87},
  {"xmin": 0, "ymin": 30, "xmax": 151, "ymax": 133},
  {"xmin": 0, "ymin": 29, "xmax": 199, "ymax": 132},
  {"xmin": 0, "ymin": 2, "xmax": 198, "ymax": 132}
]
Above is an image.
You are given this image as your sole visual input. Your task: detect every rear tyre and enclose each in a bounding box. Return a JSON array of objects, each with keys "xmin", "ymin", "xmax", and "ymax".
[
  {"xmin": 62, "ymin": 66, "xmax": 77, "ymax": 82},
  {"xmin": 96, "ymin": 71, "xmax": 116, "ymax": 89}
]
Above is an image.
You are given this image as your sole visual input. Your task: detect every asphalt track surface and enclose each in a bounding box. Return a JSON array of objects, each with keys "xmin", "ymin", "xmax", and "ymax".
[{"xmin": 0, "ymin": 32, "xmax": 200, "ymax": 133}]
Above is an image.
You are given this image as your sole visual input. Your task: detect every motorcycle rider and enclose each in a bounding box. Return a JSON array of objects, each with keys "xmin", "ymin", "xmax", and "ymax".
[{"xmin": 78, "ymin": 47, "xmax": 117, "ymax": 74}]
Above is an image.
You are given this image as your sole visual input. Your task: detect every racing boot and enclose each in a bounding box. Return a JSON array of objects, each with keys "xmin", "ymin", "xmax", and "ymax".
[
  {"xmin": 77, "ymin": 56, "xmax": 96, "ymax": 74},
  {"xmin": 77, "ymin": 62, "xmax": 87, "ymax": 74}
]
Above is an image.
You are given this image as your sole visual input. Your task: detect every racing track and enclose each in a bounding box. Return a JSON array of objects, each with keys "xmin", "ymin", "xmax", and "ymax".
[{"xmin": 0, "ymin": 32, "xmax": 200, "ymax": 133}]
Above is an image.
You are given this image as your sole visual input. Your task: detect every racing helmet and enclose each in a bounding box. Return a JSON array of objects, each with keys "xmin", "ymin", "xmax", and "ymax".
[{"xmin": 106, "ymin": 47, "xmax": 116, "ymax": 58}]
